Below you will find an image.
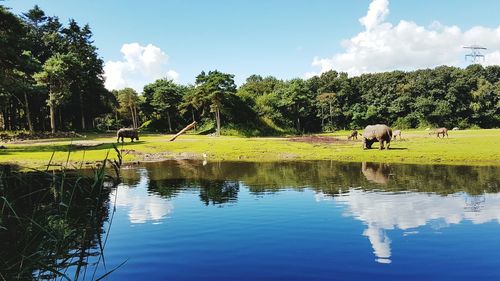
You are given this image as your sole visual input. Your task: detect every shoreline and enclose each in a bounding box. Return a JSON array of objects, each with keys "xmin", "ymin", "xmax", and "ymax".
[
  {"xmin": 1, "ymin": 129, "xmax": 499, "ymax": 169},
  {"xmin": 4, "ymin": 157, "xmax": 500, "ymax": 173}
]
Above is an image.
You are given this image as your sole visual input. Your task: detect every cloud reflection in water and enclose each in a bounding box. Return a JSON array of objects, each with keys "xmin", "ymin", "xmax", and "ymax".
[
  {"xmin": 324, "ymin": 190, "xmax": 500, "ymax": 263},
  {"xmin": 112, "ymin": 169, "xmax": 174, "ymax": 224}
]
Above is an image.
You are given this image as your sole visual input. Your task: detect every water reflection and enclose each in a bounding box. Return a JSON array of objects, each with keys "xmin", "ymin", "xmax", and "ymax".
[
  {"xmin": 113, "ymin": 169, "xmax": 173, "ymax": 224},
  {"xmin": 4, "ymin": 160, "xmax": 500, "ymax": 279},
  {"xmin": 113, "ymin": 168, "xmax": 241, "ymax": 224},
  {"xmin": 131, "ymin": 160, "xmax": 500, "ymax": 263},
  {"xmin": 0, "ymin": 166, "xmax": 113, "ymax": 280},
  {"xmin": 332, "ymin": 190, "xmax": 500, "ymax": 263},
  {"xmin": 361, "ymin": 162, "xmax": 391, "ymax": 185},
  {"xmin": 140, "ymin": 160, "xmax": 500, "ymax": 196},
  {"xmin": 198, "ymin": 180, "xmax": 239, "ymax": 206}
]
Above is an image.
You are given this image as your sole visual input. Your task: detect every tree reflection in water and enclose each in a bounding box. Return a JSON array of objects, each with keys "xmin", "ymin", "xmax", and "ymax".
[
  {"xmin": 140, "ymin": 160, "xmax": 499, "ymax": 196},
  {"xmin": 135, "ymin": 160, "xmax": 500, "ymax": 264},
  {"xmin": 0, "ymin": 165, "xmax": 117, "ymax": 280},
  {"xmin": 5, "ymin": 160, "xmax": 499, "ymax": 278}
]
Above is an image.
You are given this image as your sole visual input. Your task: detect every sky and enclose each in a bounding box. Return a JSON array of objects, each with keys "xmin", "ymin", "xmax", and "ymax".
[{"xmin": 6, "ymin": 0, "xmax": 500, "ymax": 91}]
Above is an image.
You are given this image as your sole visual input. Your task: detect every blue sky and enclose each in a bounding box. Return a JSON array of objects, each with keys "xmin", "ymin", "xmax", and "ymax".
[{"xmin": 6, "ymin": 0, "xmax": 500, "ymax": 90}]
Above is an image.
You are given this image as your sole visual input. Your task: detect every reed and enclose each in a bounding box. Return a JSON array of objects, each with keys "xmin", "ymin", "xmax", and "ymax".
[{"xmin": 0, "ymin": 145, "xmax": 123, "ymax": 280}]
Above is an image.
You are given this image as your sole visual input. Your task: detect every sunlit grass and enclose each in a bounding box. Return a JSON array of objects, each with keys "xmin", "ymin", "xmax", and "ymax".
[{"xmin": 1, "ymin": 129, "xmax": 499, "ymax": 168}]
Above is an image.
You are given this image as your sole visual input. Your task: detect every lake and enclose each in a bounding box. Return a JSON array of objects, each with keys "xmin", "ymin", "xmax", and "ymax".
[{"xmin": 1, "ymin": 161, "xmax": 500, "ymax": 280}]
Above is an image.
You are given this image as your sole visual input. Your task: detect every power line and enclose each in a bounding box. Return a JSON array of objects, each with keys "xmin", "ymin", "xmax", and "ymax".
[{"xmin": 463, "ymin": 45, "xmax": 487, "ymax": 63}]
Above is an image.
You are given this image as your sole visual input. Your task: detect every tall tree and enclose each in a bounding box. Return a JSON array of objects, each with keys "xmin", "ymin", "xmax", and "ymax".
[
  {"xmin": 276, "ymin": 79, "xmax": 318, "ymax": 132},
  {"xmin": 194, "ymin": 71, "xmax": 237, "ymax": 136},
  {"xmin": 62, "ymin": 20, "xmax": 106, "ymax": 130},
  {"xmin": 179, "ymin": 86, "xmax": 201, "ymax": 128},
  {"xmin": 0, "ymin": 5, "xmax": 30, "ymax": 131},
  {"xmin": 34, "ymin": 53, "xmax": 78, "ymax": 133},
  {"xmin": 116, "ymin": 88, "xmax": 140, "ymax": 129},
  {"xmin": 470, "ymin": 78, "xmax": 500, "ymax": 128},
  {"xmin": 316, "ymin": 92, "xmax": 336, "ymax": 129},
  {"xmin": 143, "ymin": 79, "xmax": 184, "ymax": 132},
  {"xmin": 13, "ymin": 51, "xmax": 40, "ymax": 133}
]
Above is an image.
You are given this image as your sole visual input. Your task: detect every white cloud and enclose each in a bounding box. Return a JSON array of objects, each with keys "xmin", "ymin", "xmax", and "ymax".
[
  {"xmin": 359, "ymin": 0, "xmax": 389, "ymax": 31},
  {"xmin": 304, "ymin": 71, "xmax": 319, "ymax": 79},
  {"xmin": 104, "ymin": 43, "xmax": 179, "ymax": 92},
  {"xmin": 166, "ymin": 70, "xmax": 180, "ymax": 81},
  {"xmin": 309, "ymin": 0, "xmax": 500, "ymax": 77}
]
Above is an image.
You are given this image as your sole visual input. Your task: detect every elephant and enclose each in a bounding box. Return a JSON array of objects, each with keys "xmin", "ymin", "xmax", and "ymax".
[
  {"xmin": 392, "ymin": 130, "xmax": 402, "ymax": 140},
  {"xmin": 430, "ymin": 127, "xmax": 448, "ymax": 138},
  {"xmin": 348, "ymin": 130, "xmax": 359, "ymax": 140},
  {"xmin": 117, "ymin": 128, "xmax": 139, "ymax": 142},
  {"xmin": 362, "ymin": 124, "xmax": 393, "ymax": 150}
]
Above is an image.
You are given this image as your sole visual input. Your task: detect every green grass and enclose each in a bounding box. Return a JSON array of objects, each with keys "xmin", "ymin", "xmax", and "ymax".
[{"xmin": 1, "ymin": 129, "xmax": 500, "ymax": 169}]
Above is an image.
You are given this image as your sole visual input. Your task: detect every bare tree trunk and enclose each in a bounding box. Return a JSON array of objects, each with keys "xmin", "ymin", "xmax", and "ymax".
[
  {"xmin": 0, "ymin": 110, "xmax": 4, "ymax": 130},
  {"xmin": 58, "ymin": 109, "xmax": 62, "ymax": 131},
  {"xmin": 321, "ymin": 106, "xmax": 324, "ymax": 128},
  {"xmin": 191, "ymin": 108, "xmax": 196, "ymax": 130},
  {"xmin": 216, "ymin": 105, "xmax": 221, "ymax": 136},
  {"xmin": 80, "ymin": 91, "xmax": 85, "ymax": 130},
  {"xmin": 169, "ymin": 121, "xmax": 197, "ymax": 141},
  {"xmin": 24, "ymin": 92, "xmax": 34, "ymax": 133},
  {"xmin": 329, "ymin": 101, "xmax": 333, "ymax": 127},
  {"xmin": 133, "ymin": 105, "xmax": 139, "ymax": 129},
  {"xmin": 295, "ymin": 104, "xmax": 300, "ymax": 132},
  {"xmin": 115, "ymin": 110, "xmax": 119, "ymax": 129},
  {"xmin": 129, "ymin": 105, "xmax": 136, "ymax": 128},
  {"xmin": 166, "ymin": 110, "xmax": 172, "ymax": 132},
  {"xmin": 129, "ymin": 106, "xmax": 134, "ymax": 128},
  {"xmin": 49, "ymin": 99, "xmax": 56, "ymax": 133},
  {"xmin": 8, "ymin": 102, "xmax": 14, "ymax": 130}
]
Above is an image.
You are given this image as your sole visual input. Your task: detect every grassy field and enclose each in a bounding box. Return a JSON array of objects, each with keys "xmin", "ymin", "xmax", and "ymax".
[{"xmin": 1, "ymin": 129, "xmax": 499, "ymax": 169}]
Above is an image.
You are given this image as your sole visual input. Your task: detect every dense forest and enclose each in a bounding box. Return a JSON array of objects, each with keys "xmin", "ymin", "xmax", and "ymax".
[{"xmin": 1, "ymin": 5, "xmax": 500, "ymax": 136}]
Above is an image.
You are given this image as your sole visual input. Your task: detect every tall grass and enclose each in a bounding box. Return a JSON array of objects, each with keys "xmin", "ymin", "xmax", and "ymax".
[{"xmin": 0, "ymin": 145, "xmax": 123, "ymax": 281}]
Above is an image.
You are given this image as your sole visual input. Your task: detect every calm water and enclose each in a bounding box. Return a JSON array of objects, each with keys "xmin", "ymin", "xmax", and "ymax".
[{"xmin": 2, "ymin": 161, "xmax": 500, "ymax": 280}]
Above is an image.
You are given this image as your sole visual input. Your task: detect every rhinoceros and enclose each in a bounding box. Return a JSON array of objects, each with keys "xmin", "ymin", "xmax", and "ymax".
[
  {"xmin": 117, "ymin": 128, "xmax": 139, "ymax": 143},
  {"xmin": 362, "ymin": 124, "xmax": 392, "ymax": 150}
]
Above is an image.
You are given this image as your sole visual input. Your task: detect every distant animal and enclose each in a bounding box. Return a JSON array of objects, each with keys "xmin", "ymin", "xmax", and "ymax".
[
  {"xmin": 362, "ymin": 124, "xmax": 392, "ymax": 150},
  {"xmin": 452, "ymin": 127, "xmax": 460, "ymax": 131},
  {"xmin": 347, "ymin": 130, "xmax": 358, "ymax": 140},
  {"xmin": 392, "ymin": 130, "xmax": 402, "ymax": 140},
  {"xmin": 117, "ymin": 128, "xmax": 139, "ymax": 142},
  {"xmin": 429, "ymin": 127, "xmax": 448, "ymax": 138}
]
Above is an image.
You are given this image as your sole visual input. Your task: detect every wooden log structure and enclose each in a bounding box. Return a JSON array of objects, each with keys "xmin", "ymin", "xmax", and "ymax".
[{"xmin": 169, "ymin": 121, "xmax": 197, "ymax": 141}]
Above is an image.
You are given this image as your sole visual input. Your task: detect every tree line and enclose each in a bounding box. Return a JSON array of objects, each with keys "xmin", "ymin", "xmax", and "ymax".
[
  {"xmin": 1, "ymin": 5, "xmax": 114, "ymax": 133},
  {"xmin": 89, "ymin": 64, "xmax": 500, "ymax": 136},
  {"xmin": 2, "ymin": 5, "xmax": 500, "ymax": 136}
]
